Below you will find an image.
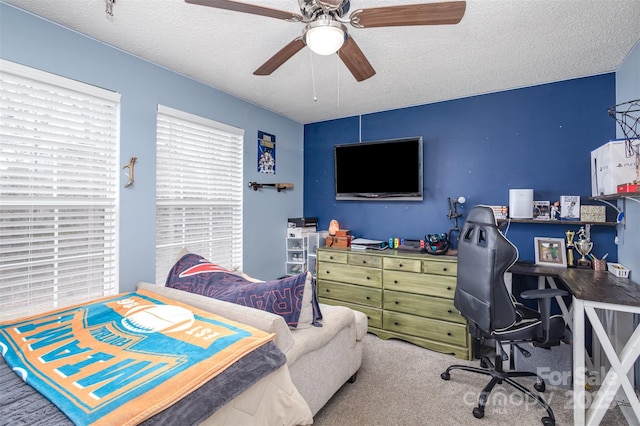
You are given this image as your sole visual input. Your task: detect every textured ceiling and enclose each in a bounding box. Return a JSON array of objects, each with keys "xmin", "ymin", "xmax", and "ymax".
[{"xmin": 3, "ymin": 0, "xmax": 640, "ymax": 124}]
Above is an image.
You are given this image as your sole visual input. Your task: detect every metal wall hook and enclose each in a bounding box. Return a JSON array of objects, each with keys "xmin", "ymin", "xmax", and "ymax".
[{"xmin": 123, "ymin": 156, "xmax": 137, "ymax": 188}]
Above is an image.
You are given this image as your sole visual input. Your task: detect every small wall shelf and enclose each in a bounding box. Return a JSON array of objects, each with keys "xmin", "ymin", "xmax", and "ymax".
[
  {"xmin": 590, "ymin": 192, "xmax": 640, "ymax": 202},
  {"xmin": 498, "ymin": 219, "xmax": 617, "ymax": 227},
  {"xmin": 590, "ymin": 192, "xmax": 640, "ymax": 229},
  {"xmin": 248, "ymin": 182, "xmax": 294, "ymax": 192}
]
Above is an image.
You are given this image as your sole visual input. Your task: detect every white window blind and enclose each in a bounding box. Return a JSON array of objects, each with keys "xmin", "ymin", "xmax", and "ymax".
[
  {"xmin": 156, "ymin": 105, "xmax": 244, "ymax": 283},
  {"xmin": 0, "ymin": 59, "xmax": 120, "ymax": 321}
]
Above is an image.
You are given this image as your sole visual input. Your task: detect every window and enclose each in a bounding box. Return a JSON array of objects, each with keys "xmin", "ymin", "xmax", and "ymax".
[
  {"xmin": 156, "ymin": 105, "xmax": 244, "ymax": 283},
  {"xmin": 0, "ymin": 60, "xmax": 120, "ymax": 321}
]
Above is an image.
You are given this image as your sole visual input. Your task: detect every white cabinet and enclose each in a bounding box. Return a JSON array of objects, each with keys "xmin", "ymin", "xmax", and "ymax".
[
  {"xmin": 306, "ymin": 231, "xmax": 328, "ymax": 278},
  {"xmin": 286, "ymin": 237, "xmax": 306, "ymax": 276},
  {"xmin": 285, "ymin": 231, "xmax": 328, "ymax": 277}
]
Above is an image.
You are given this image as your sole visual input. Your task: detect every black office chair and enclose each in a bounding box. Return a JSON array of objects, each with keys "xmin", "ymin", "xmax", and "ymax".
[{"xmin": 440, "ymin": 205, "xmax": 567, "ymax": 426}]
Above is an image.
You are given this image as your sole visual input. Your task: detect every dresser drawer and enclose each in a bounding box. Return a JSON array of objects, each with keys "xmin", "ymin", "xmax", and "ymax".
[
  {"xmin": 423, "ymin": 259, "xmax": 457, "ymax": 277},
  {"xmin": 318, "ymin": 262, "xmax": 382, "ymax": 288},
  {"xmin": 383, "ymin": 257, "xmax": 422, "ymax": 273},
  {"xmin": 383, "ymin": 311, "xmax": 467, "ymax": 347},
  {"xmin": 319, "ymin": 297, "xmax": 382, "ymax": 329},
  {"xmin": 349, "ymin": 253, "xmax": 383, "ymax": 268},
  {"xmin": 384, "ymin": 270, "xmax": 456, "ymax": 299},
  {"xmin": 383, "ymin": 290, "xmax": 465, "ymax": 324},
  {"xmin": 318, "ymin": 280, "xmax": 382, "ymax": 308},
  {"xmin": 318, "ymin": 250, "xmax": 349, "ymax": 264}
]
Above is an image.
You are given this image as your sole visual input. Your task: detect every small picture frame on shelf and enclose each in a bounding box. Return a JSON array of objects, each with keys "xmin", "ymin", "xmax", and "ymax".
[
  {"xmin": 533, "ymin": 201, "xmax": 550, "ymax": 220},
  {"xmin": 534, "ymin": 237, "xmax": 567, "ymax": 267}
]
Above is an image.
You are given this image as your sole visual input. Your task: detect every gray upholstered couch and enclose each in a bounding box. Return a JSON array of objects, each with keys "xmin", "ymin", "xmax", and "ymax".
[{"xmin": 137, "ymin": 281, "xmax": 368, "ymax": 419}]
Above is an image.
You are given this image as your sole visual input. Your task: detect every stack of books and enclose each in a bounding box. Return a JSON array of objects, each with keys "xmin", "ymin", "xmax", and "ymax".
[{"xmin": 488, "ymin": 206, "xmax": 508, "ymax": 220}]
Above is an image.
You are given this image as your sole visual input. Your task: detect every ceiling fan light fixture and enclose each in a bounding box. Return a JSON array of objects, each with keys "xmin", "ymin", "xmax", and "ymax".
[{"xmin": 304, "ymin": 18, "xmax": 346, "ymax": 56}]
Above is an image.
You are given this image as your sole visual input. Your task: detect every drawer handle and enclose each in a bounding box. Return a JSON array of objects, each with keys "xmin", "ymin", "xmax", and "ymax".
[
  {"xmin": 394, "ymin": 280, "xmax": 398, "ymax": 284},
  {"xmin": 447, "ymin": 286, "xmax": 452, "ymax": 291},
  {"xmin": 394, "ymin": 322, "xmax": 399, "ymax": 326},
  {"xmin": 399, "ymin": 263, "xmax": 403, "ymax": 267},
  {"xmin": 366, "ymin": 296, "xmax": 371, "ymax": 300},
  {"xmin": 447, "ymin": 309, "xmax": 452, "ymax": 313},
  {"xmin": 330, "ymin": 256, "xmax": 334, "ymax": 260},
  {"xmin": 325, "ymin": 289, "xmax": 330, "ymax": 292},
  {"xmin": 362, "ymin": 260, "xmax": 367, "ymax": 264},
  {"xmin": 443, "ymin": 267, "xmax": 448, "ymax": 272},
  {"xmin": 395, "ymin": 301, "xmax": 399, "ymax": 304},
  {"xmin": 326, "ymin": 271, "xmax": 330, "ymax": 274},
  {"xmin": 366, "ymin": 276, "xmax": 370, "ymax": 280},
  {"xmin": 447, "ymin": 332, "xmax": 452, "ymax": 336}
]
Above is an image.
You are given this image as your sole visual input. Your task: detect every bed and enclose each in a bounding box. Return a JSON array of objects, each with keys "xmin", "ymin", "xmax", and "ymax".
[{"xmin": 0, "ymin": 288, "xmax": 313, "ymax": 425}]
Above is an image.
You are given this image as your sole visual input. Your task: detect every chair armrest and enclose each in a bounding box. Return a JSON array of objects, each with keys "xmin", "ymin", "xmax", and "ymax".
[
  {"xmin": 520, "ymin": 288, "xmax": 568, "ymax": 346},
  {"xmin": 520, "ymin": 288, "xmax": 568, "ymax": 300}
]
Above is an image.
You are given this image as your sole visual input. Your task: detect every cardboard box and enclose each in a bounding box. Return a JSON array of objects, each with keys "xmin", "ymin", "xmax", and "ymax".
[
  {"xmin": 287, "ymin": 217, "xmax": 318, "ymax": 228},
  {"xmin": 325, "ymin": 235, "xmax": 352, "ymax": 248},
  {"xmin": 591, "ymin": 140, "xmax": 638, "ymax": 196},
  {"xmin": 287, "ymin": 226, "xmax": 317, "ymax": 238},
  {"xmin": 618, "ymin": 183, "xmax": 640, "ymax": 193},
  {"xmin": 335, "ymin": 229, "xmax": 351, "ymax": 237}
]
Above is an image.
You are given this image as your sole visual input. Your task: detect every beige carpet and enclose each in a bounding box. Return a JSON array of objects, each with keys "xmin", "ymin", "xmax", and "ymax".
[{"xmin": 313, "ymin": 334, "xmax": 628, "ymax": 426}]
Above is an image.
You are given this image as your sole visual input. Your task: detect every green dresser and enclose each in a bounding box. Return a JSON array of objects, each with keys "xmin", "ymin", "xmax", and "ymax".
[{"xmin": 317, "ymin": 247, "xmax": 471, "ymax": 360}]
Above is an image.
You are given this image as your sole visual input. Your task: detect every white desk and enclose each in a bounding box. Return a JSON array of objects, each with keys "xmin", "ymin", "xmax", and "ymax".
[{"xmin": 508, "ymin": 264, "xmax": 640, "ymax": 425}]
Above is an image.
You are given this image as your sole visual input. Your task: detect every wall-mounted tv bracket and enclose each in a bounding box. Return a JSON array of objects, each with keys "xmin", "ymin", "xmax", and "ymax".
[
  {"xmin": 248, "ymin": 182, "xmax": 294, "ymax": 192},
  {"xmin": 447, "ymin": 196, "xmax": 466, "ymax": 245}
]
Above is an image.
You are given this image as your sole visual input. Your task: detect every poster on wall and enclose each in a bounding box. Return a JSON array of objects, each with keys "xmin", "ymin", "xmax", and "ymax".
[{"xmin": 258, "ymin": 131, "xmax": 276, "ymax": 174}]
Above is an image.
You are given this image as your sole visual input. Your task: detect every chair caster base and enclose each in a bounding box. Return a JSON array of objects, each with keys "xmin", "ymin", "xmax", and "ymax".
[
  {"xmin": 473, "ymin": 407, "xmax": 484, "ymax": 419},
  {"xmin": 541, "ymin": 416, "xmax": 555, "ymax": 426}
]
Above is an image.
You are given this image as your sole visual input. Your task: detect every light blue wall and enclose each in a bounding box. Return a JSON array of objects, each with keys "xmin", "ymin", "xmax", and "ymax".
[
  {"xmin": 0, "ymin": 3, "xmax": 305, "ymax": 289},
  {"xmin": 615, "ymin": 40, "xmax": 640, "ymax": 283}
]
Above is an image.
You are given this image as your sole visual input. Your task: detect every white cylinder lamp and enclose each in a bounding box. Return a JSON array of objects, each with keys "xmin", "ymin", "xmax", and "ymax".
[{"xmin": 509, "ymin": 189, "xmax": 534, "ymax": 219}]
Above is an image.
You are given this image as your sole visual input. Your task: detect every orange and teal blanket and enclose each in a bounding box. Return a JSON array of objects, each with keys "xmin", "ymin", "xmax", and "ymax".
[{"xmin": 0, "ymin": 289, "xmax": 275, "ymax": 425}]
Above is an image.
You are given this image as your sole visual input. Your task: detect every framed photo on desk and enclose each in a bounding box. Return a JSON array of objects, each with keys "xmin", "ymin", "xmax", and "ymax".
[{"xmin": 534, "ymin": 237, "xmax": 567, "ymax": 267}]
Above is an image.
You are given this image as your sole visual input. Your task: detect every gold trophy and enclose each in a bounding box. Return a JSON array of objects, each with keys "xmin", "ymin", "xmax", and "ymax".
[
  {"xmin": 574, "ymin": 228, "xmax": 593, "ymax": 268},
  {"xmin": 565, "ymin": 230, "xmax": 575, "ymax": 267}
]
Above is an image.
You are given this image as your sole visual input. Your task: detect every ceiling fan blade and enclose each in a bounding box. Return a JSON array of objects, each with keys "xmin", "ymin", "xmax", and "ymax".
[
  {"xmin": 338, "ymin": 35, "xmax": 376, "ymax": 82},
  {"xmin": 254, "ymin": 38, "xmax": 306, "ymax": 76},
  {"xmin": 185, "ymin": 0, "xmax": 302, "ymax": 22},
  {"xmin": 350, "ymin": 1, "xmax": 466, "ymax": 28}
]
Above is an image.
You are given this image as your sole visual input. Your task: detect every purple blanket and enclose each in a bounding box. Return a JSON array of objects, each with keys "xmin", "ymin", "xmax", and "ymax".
[{"xmin": 166, "ymin": 254, "xmax": 310, "ymax": 327}]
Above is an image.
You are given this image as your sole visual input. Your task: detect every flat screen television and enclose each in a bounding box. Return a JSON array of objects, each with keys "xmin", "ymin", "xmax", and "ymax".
[{"xmin": 334, "ymin": 137, "xmax": 423, "ymax": 201}]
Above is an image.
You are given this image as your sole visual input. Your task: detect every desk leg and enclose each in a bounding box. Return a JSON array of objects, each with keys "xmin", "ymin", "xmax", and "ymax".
[
  {"xmin": 584, "ymin": 304, "xmax": 640, "ymax": 425},
  {"xmin": 574, "ymin": 296, "xmax": 586, "ymax": 426}
]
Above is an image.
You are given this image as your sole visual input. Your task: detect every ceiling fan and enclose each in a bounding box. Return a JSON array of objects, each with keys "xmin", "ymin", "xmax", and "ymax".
[{"xmin": 185, "ymin": 0, "xmax": 466, "ymax": 82}]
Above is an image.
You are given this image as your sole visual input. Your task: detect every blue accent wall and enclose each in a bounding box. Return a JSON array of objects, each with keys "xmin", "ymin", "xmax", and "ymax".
[{"xmin": 304, "ymin": 75, "xmax": 619, "ymax": 262}]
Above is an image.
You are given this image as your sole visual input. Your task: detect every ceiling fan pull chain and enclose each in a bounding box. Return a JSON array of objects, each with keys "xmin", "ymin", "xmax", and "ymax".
[
  {"xmin": 310, "ymin": 49, "xmax": 318, "ymax": 102},
  {"xmin": 337, "ymin": 56, "xmax": 340, "ymax": 109}
]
